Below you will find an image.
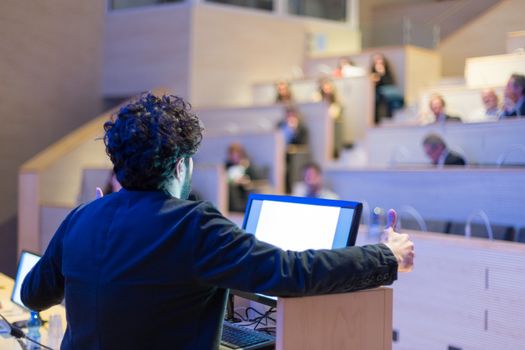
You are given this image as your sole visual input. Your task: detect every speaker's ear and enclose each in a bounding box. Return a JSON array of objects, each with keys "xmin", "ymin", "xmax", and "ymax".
[{"xmin": 174, "ymin": 158, "xmax": 185, "ymax": 180}]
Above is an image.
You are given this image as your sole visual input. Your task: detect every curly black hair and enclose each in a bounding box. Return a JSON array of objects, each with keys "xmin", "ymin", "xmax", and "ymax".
[{"xmin": 104, "ymin": 93, "xmax": 203, "ymax": 191}]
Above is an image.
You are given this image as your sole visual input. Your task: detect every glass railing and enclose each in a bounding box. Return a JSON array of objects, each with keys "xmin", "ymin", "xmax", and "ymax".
[
  {"xmin": 206, "ymin": 0, "xmax": 273, "ymax": 12},
  {"xmin": 108, "ymin": 0, "xmax": 350, "ymax": 23},
  {"xmin": 288, "ymin": 0, "xmax": 346, "ymax": 22},
  {"xmin": 109, "ymin": 0, "xmax": 183, "ymax": 10},
  {"xmin": 362, "ymin": 17, "xmax": 440, "ymax": 49}
]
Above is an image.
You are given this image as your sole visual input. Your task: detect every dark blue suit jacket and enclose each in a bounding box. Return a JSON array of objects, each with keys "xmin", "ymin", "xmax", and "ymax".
[{"xmin": 22, "ymin": 189, "xmax": 397, "ymax": 349}]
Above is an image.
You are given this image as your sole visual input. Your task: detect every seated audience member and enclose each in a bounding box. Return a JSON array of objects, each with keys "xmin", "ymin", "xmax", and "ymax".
[
  {"xmin": 333, "ymin": 57, "xmax": 365, "ymax": 78},
  {"xmin": 471, "ymin": 89, "xmax": 501, "ymax": 121},
  {"xmin": 426, "ymin": 94, "xmax": 462, "ymax": 123},
  {"xmin": 371, "ymin": 53, "xmax": 404, "ymax": 124},
  {"xmin": 423, "ymin": 134, "xmax": 466, "ymax": 166},
  {"xmin": 277, "ymin": 107, "xmax": 309, "ymax": 193},
  {"xmin": 292, "ymin": 162, "xmax": 338, "ymax": 200},
  {"xmin": 225, "ymin": 143, "xmax": 256, "ymax": 212},
  {"xmin": 501, "ymin": 73, "xmax": 525, "ymax": 118},
  {"xmin": 315, "ymin": 78, "xmax": 343, "ymax": 120},
  {"xmin": 277, "ymin": 106, "xmax": 309, "ymax": 146},
  {"xmin": 314, "ymin": 78, "xmax": 343, "ymax": 157},
  {"xmin": 275, "ymin": 80, "xmax": 294, "ymax": 104}
]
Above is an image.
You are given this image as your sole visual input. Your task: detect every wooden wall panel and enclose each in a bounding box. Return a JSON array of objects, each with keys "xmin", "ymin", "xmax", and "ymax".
[
  {"xmin": 190, "ymin": 4, "xmax": 306, "ymax": 107},
  {"xmin": 0, "ymin": 0, "xmax": 105, "ymax": 227},
  {"xmin": 103, "ymin": 3, "xmax": 192, "ymax": 98},
  {"xmin": 438, "ymin": 0, "xmax": 525, "ymax": 77},
  {"xmin": 324, "ymin": 167, "xmax": 525, "ymax": 227},
  {"xmin": 354, "ymin": 231, "xmax": 525, "ymax": 350}
]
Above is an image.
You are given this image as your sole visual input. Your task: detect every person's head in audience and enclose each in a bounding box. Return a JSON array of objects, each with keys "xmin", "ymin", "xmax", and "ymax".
[
  {"xmin": 104, "ymin": 93, "xmax": 203, "ymax": 199},
  {"xmin": 303, "ymin": 162, "xmax": 323, "ymax": 196},
  {"xmin": 371, "ymin": 53, "xmax": 391, "ymax": 78},
  {"xmin": 428, "ymin": 94, "xmax": 461, "ymax": 123},
  {"xmin": 503, "ymin": 74, "xmax": 525, "ymax": 117},
  {"xmin": 422, "ymin": 134, "xmax": 465, "ymax": 166},
  {"xmin": 293, "ymin": 162, "xmax": 338, "ymax": 200},
  {"xmin": 226, "ymin": 142, "xmax": 249, "ymax": 168},
  {"xmin": 481, "ymin": 89, "xmax": 499, "ymax": 112},
  {"xmin": 318, "ymin": 78, "xmax": 338, "ymax": 104},
  {"xmin": 284, "ymin": 107, "xmax": 300, "ymax": 128},
  {"xmin": 275, "ymin": 80, "xmax": 293, "ymax": 103},
  {"xmin": 504, "ymin": 73, "xmax": 525, "ymax": 104},
  {"xmin": 334, "ymin": 57, "xmax": 361, "ymax": 78},
  {"xmin": 337, "ymin": 57, "xmax": 354, "ymax": 70},
  {"xmin": 429, "ymin": 94, "xmax": 446, "ymax": 119},
  {"xmin": 278, "ymin": 106, "xmax": 308, "ymax": 146},
  {"xmin": 481, "ymin": 89, "xmax": 500, "ymax": 117}
]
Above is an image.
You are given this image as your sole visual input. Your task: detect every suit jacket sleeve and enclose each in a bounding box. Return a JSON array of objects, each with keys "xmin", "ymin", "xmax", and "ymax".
[
  {"xmin": 190, "ymin": 202, "xmax": 398, "ymax": 296},
  {"xmin": 20, "ymin": 208, "xmax": 79, "ymax": 311}
]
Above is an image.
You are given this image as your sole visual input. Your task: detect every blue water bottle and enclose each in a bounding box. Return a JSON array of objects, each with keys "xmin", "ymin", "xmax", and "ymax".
[
  {"xmin": 27, "ymin": 311, "xmax": 42, "ymax": 350},
  {"xmin": 368, "ymin": 207, "xmax": 386, "ymax": 241}
]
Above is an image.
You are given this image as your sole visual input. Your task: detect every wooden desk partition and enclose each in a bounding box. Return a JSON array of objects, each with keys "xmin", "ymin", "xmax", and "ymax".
[{"xmin": 276, "ymin": 288, "xmax": 392, "ymax": 350}]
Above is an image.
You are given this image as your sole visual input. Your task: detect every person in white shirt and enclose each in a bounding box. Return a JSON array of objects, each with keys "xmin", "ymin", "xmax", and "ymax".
[
  {"xmin": 292, "ymin": 162, "xmax": 338, "ymax": 199},
  {"xmin": 469, "ymin": 89, "xmax": 502, "ymax": 122}
]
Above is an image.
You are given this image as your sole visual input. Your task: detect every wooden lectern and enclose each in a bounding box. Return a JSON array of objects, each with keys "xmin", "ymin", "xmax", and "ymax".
[{"xmin": 276, "ymin": 287, "xmax": 392, "ymax": 350}]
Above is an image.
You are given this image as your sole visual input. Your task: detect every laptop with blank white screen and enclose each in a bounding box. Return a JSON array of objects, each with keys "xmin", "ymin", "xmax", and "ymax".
[
  {"xmin": 232, "ymin": 194, "xmax": 362, "ymax": 306},
  {"xmin": 11, "ymin": 251, "xmax": 41, "ymax": 310}
]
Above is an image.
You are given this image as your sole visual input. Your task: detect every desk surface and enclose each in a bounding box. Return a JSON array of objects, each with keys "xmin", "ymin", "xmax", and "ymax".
[{"xmin": 0, "ymin": 273, "xmax": 65, "ymax": 349}]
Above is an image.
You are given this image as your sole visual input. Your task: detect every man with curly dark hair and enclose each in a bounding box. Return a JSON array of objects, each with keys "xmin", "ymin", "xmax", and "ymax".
[
  {"xmin": 103, "ymin": 93, "xmax": 202, "ymax": 198},
  {"xmin": 21, "ymin": 93, "xmax": 414, "ymax": 350}
]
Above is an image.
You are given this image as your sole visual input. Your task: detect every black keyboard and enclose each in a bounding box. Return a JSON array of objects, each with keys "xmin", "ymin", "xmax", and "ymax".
[{"xmin": 221, "ymin": 320, "xmax": 275, "ymax": 350}]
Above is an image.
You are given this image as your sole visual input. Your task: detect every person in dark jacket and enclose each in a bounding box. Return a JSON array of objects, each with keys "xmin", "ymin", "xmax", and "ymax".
[
  {"xmin": 371, "ymin": 53, "xmax": 404, "ymax": 124},
  {"xmin": 276, "ymin": 106, "xmax": 309, "ymax": 146},
  {"xmin": 428, "ymin": 94, "xmax": 462, "ymax": 123},
  {"xmin": 501, "ymin": 73, "xmax": 525, "ymax": 118},
  {"xmin": 22, "ymin": 93, "xmax": 414, "ymax": 350},
  {"xmin": 423, "ymin": 133, "xmax": 466, "ymax": 166}
]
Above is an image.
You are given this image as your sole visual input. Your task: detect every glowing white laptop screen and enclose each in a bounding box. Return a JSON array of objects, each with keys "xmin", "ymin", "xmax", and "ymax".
[
  {"xmin": 243, "ymin": 194, "xmax": 361, "ymax": 250},
  {"xmin": 11, "ymin": 251, "xmax": 41, "ymax": 309}
]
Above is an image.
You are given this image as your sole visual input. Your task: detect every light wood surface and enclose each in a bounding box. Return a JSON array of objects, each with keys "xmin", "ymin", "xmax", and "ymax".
[
  {"xmin": 356, "ymin": 229, "xmax": 525, "ymax": 350},
  {"xmin": 191, "ymin": 165, "xmax": 228, "ymax": 214},
  {"xmin": 0, "ymin": 273, "xmax": 66, "ymax": 349},
  {"xmin": 365, "ymin": 118, "xmax": 525, "ymax": 166},
  {"xmin": 18, "ymin": 173, "xmax": 40, "ymax": 255},
  {"xmin": 0, "ymin": 0, "xmax": 105, "ymax": 225},
  {"xmin": 196, "ymin": 102, "xmax": 333, "ymax": 165},
  {"xmin": 507, "ymin": 30, "xmax": 525, "ymax": 53},
  {"xmin": 194, "ymin": 131, "xmax": 286, "ymax": 194},
  {"xmin": 276, "ymin": 288, "xmax": 393, "ymax": 350},
  {"xmin": 103, "ymin": 3, "xmax": 192, "ymax": 98},
  {"xmin": 304, "ymin": 45, "xmax": 441, "ymax": 105},
  {"xmin": 438, "ymin": 0, "xmax": 525, "ymax": 77},
  {"xmin": 418, "ymin": 84, "xmax": 505, "ymax": 123},
  {"xmin": 465, "ymin": 52, "xmax": 525, "ymax": 88},
  {"xmin": 251, "ymin": 77, "xmax": 374, "ymax": 143},
  {"xmin": 103, "ymin": 2, "xmax": 361, "ymax": 106},
  {"xmin": 324, "ymin": 166, "xmax": 525, "ymax": 227},
  {"xmin": 190, "ymin": 3, "xmax": 306, "ymax": 107}
]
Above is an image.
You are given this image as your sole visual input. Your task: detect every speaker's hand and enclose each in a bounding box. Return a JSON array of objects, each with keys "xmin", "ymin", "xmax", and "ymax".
[
  {"xmin": 382, "ymin": 209, "xmax": 415, "ymax": 272},
  {"xmin": 96, "ymin": 187, "xmax": 104, "ymax": 199}
]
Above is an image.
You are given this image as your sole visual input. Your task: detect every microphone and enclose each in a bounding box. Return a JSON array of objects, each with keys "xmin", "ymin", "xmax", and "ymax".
[
  {"xmin": 0, "ymin": 313, "xmax": 25, "ymax": 339},
  {"xmin": 0, "ymin": 312, "xmax": 54, "ymax": 350}
]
